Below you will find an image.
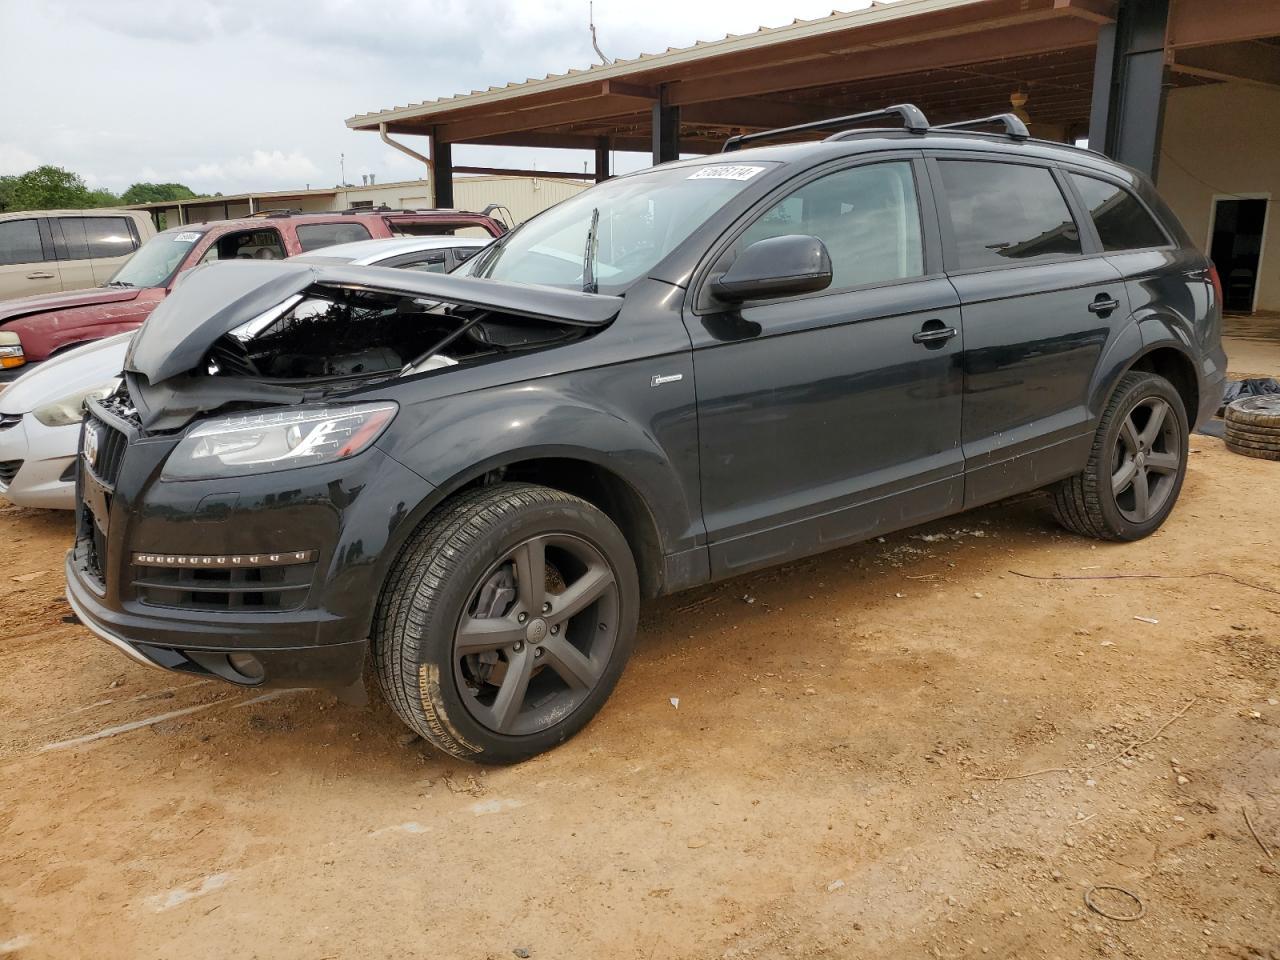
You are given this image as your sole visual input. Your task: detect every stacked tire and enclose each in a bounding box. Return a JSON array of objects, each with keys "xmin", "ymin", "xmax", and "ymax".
[{"xmin": 1225, "ymin": 396, "xmax": 1280, "ymax": 461}]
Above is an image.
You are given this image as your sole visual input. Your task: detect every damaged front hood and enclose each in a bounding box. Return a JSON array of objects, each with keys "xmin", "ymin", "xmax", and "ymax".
[{"xmin": 125, "ymin": 259, "xmax": 623, "ymax": 386}]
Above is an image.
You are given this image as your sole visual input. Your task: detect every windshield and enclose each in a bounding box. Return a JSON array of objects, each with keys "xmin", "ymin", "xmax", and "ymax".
[
  {"xmin": 461, "ymin": 162, "xmax": 775, "ymax": 294},
  {"xmin": 108, "ymin": 230, "xmax": 203, "ymax": 288}
]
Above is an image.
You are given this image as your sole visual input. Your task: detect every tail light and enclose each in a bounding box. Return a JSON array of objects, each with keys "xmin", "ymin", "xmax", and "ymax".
[{"xmin": 1208, "ymin": 263, "xmax": 1224, "ymax": 306}]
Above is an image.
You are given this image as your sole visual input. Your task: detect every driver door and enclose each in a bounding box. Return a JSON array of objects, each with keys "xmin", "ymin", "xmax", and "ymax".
[{"xmin": 683, "ymin": 156, "xmax": 965, "ymax": 578}]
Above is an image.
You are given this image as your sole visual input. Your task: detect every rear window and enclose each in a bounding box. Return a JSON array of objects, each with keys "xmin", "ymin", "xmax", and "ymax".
[
  {"xmin": 53, "ymin": 216, "xmax": 137, "ymax": 260},
  {"xmin": 939, "ymin": 160, "xmax": 1081, "ymax": 269},
  {"xmin": 295, "ymin": 222, "xmax": 373, "ymax": 253},
  {"xmin": 82, "ymin": 216, "xmax": 138, "ymax": 258},
  {"xmin": 1069, "ymin": 174, "xmax": 1168, "ymax": 251},
  {"xmin": 0, "ymin": 219, "xmax": 43, "ymax": 266}
]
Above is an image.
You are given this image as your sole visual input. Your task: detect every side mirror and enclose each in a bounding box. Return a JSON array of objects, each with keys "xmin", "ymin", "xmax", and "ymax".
[{"xmin": 710, "ymin": 234, "xmax": 833, "ymax": 303}]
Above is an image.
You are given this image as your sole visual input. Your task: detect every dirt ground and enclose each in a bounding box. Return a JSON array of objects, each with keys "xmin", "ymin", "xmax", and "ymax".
[{"xmin": 2, "ymin": 357, "xmax": 1279, "ymax": 959}]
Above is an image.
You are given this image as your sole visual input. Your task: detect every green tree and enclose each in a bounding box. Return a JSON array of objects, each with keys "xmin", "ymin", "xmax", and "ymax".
[
  {"xmin": 120, "ymin": 181, "xmax": 198, "ymax": 205},
  {"xmin": 0, "ymin": 165, "xmax": 120, "ymax": 212}
]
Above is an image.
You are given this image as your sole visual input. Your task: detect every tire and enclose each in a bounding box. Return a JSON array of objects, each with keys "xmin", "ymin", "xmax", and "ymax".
[
  {"xmin": 1225, "ymin": 440, "xmax": 1280, "ymax": 462},
  {"xmin": 1224, "ymin": 425, "xmax": 1280, "ymax": 446},
  {"xmin": 1224, "ymin": 395, "xmax": 1280, "ymax": 430},
  {"xmin": 372, "ymin": 482, "xmax": 639, "ymax": 764},
  {"xmin": 1052, "ymin": 371, "xmax": 1189, "ymax": 541}
]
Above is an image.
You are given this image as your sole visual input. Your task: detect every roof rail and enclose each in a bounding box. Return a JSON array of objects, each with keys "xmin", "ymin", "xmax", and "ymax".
[
  {"xmin": 722, "ymin": 103, "xmax": 930, "ymax": 152},
  {"xmin": 931, "ymin": 113, "xmax": 1030, "ymax": 141}
]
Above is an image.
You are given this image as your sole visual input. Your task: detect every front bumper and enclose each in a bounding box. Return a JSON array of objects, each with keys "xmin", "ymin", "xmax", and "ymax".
[
  {"xmin": 66, "ymin": 551, "xmax": 369, "ymax": 688},
  {"xmin": 65, "ymin": 399, "xmax": 436, "ymax": 692},
  {"xmin": 0, "ymin": 413, "xmax": 78, "ymax": 509}
]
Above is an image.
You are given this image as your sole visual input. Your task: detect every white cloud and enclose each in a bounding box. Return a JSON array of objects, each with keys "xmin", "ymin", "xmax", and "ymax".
[
  {"xmin": 2, "ymin": 0, "xmax": 875, "ymax": 195},
  {"xmin": 0, "ymin": 143, "xmax": 40, "ymax": 176},
  {"xmin": 179, "ymin": 150, "xmax": 324, "ymax": 189}
]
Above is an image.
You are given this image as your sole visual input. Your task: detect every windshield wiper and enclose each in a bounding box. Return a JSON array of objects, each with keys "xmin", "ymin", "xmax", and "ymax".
[
  {"xmin": 582, "ymin": 207, "xmax": 599, "ymax": 294},
  {"xmin": 104, "ymin": 280, "xmax": 134, "ymax": 288}
]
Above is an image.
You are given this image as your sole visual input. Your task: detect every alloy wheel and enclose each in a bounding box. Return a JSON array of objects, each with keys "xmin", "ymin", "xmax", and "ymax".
[
  {"xmin": 452, "ymin": 534, "xmax": 620, "ymax": 736},
  {"xmin": 1111, "ymin": 396, "xmax": 1180, "ymax": 523}
]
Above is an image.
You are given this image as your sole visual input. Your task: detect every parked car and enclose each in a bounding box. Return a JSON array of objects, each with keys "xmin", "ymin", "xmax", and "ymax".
[
  {"xmin": 66, "ymin": 105, "xmax": 1226, "ymax": 764},
  {"xmin": 0, "ymin": 334, "xmax": 129, "ymax": 508},
  {"xmin": 0, "ymin": 209, "xmax": 156, "ymax": 302},
  {"xmin": 289, "ymin": 234, "xmax": 491, "ymax": 272},
  {"xmin": 0, "ymin": 236, "xmax": 494, "ymax": 509},
  {"xmin": 0, "ymin": 209, "xmax": 506, "ymax": 381}
]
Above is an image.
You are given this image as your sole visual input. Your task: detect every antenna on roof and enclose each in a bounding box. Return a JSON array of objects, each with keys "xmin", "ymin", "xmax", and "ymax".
[{"xmin": 589, "ymin": 1, "xmax": 611, "ymax": 65}]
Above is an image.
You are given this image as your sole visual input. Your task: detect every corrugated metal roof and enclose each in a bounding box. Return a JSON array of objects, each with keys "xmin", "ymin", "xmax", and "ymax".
[{"xmin": 346, "ymin": 0, "xmax": 987, "ymax": 129}]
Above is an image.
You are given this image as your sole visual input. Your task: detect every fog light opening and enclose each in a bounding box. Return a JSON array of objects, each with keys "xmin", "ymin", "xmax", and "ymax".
[{"xmin": 227, "ymin": 653, "xmax": 265, "ymax": 682}]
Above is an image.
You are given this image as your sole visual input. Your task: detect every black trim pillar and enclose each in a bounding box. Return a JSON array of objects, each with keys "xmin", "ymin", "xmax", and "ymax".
[
  {"xmin": 652, "ymin": 93, "xmax": 680, "ymax": 166},
  {"xmin": 430, "ymin": 127, "xmax": 454, "ymax": 208},
  {"xmin": 595, "ymin": 138, "xmax": 611, "ymax": 182},
  {"xmin": 1088, "ymin": 0, "xmax": 1170, "ymax": 177}
]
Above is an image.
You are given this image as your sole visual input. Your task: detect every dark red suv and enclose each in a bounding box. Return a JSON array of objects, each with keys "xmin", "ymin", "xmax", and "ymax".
[{"xmin": 0, "ymin": 210, "xmax": 505, "ymax": 380}]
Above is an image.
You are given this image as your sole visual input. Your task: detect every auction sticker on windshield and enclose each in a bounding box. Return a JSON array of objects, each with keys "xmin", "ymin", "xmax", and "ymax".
[
  {"xmin": 687, "ymin": 165, "xmax": 765, "ymax": 181},
  {"xmin": 173, "ymin": 232, "xmax": 202, "ymax": 243}
]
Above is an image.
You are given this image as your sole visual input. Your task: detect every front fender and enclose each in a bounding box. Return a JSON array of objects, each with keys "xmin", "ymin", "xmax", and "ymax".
[{"xmin": 376, "ymin": 376, "xmax": 703, "ymax": 561}]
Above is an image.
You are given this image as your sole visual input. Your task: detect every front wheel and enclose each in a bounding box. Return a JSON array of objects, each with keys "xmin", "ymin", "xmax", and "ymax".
[
  {"xmin": 373, "ymin": 482, "xmax": 639, "ymax": 764},
  {"xmin": 1052, "ymin": 371, "xmax": 1189, "ymax": 541}
]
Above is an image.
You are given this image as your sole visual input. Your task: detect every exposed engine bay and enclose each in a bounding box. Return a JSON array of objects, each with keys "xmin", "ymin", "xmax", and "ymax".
[
  {"xmin": 121, "ymin": 261, "xmax": 624, "ymax": 431},
  {"xmin": 208, "ymin": 284, "xmax": 586, "ymax": 385}
]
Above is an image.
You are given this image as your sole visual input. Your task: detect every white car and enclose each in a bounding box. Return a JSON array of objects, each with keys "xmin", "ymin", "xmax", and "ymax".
[
  {"xmin": 0, "ymin": 332, "xmax": 129, "ymax": 509},
  {"xmin": 0, "ymin": 236, "xmax": 492, "ymax": 509},
  {"xmin": 288, "ymin": 234, "xmax": 490, "ymax": 271}
]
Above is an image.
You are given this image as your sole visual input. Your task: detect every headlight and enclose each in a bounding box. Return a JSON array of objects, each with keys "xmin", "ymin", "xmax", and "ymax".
[
  {"xmin": 161, "ymin": 402, "xmax": 398, "ymax": 480},
  {"xmin": 32, "ymin": 380, "xmax": 120, "ymax": 427},
  {"xmin": 0, "ymin": 331, "xmax": 23, "ymax": 369}
]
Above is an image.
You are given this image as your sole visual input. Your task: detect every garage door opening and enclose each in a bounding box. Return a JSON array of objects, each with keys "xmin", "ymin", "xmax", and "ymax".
[{"xmin": 1209, "ymin": 196, "xmax": 1270, "ymax": 314}]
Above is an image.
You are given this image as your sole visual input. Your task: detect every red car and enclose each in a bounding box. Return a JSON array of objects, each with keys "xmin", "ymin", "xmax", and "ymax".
[{"xmin": 0, "ymin": 209, "xmax": 505, "ymax": 380}]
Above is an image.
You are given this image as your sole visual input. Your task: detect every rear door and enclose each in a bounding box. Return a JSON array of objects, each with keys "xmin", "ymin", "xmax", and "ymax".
[
  {"xmin": 49, "ymin": 217, "xmax": 98, "ymax": 291},
  {"xmin": 929, "ymin": 155, "xmax": 1129, "ymax": 508},
  {"xmin": 0, "ymin": 217, "xmax": 60, "ymax": 297},
  {"xmin": 686, "ymin": 155, "xmax": 965, "ymax": 579}
]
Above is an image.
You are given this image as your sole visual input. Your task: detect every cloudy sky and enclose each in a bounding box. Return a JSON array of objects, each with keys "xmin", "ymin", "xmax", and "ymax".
[{"xmin": 0, "ymin": 0, "xmax": 873, "ymax": 195}]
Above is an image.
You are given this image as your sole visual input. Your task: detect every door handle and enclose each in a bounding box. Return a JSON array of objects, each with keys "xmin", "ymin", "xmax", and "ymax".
[
  {"xmin": 913, "ymin": 321, "xmax": 958, "ymax": 348},
  {"xmin": 25, "ymin": 271, "xmax": 55, "ymax": 280},
  {"xmin": 1088, "ymin": 295, "xmax": 1120, "ymax": 315}
]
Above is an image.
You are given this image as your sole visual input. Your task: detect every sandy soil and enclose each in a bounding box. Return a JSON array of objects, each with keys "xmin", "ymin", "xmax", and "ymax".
[{"xmin": 1, "ymin": 441, "xmax": 1278, "ymax": 959}]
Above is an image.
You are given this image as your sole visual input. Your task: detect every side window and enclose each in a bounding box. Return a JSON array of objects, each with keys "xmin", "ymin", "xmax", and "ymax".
[
  {"xmin": 198, "ymin": 229, "xmax": 286, "ymax": 263},
  {"xmin": 54, "ymin": 218, "xmax": 92, "ymax": 261},
  {"xmin": 295, "ymin": 222, "xmax": 372, "ymax": 252},
  {"xmin": 82, "ymin": 217, "xmax": 138, "ymax": 258},
  {"xmin": 734, "ymin": 160, "xmax": 924, "ymax": 292},
  {"xmin": 397, "ymin": 252, "xmax": 448, "ymax": 274},
  {"xmin": 939, "ymin": 161, "xmax": 1081, "ymax": 268},
  {"xmin": 0, "ymin": 219, "xmax": 45, "ymax": 265},
  {"xmin": 1069, "ymin": 174, "xmax": 1168, "ymax": 251}
]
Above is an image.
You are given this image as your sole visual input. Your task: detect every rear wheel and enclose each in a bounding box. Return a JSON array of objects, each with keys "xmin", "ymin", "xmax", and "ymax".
[
  {"xmin": 373, "ymin": 482, "xmax": 639, "ymax": 764},
  {"xmin": 1052, "ymin": 371, "xmax": 1188, "ymax": 541}
]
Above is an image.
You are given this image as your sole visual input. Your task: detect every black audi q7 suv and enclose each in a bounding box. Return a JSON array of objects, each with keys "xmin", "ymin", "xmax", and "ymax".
[{"xmin": 67, "ymin": 106, "xmax": 1226, "ymax": 763}]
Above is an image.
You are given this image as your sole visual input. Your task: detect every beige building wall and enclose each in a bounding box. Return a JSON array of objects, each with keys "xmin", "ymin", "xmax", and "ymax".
[
  {"xmin": 146, "ymin": 175, "xmax": 589, "ymax": 230},
  {"xmin": 338, "ymin": 176, "xmax": 589, "ymax": 226},
  {"xmin": 1158, "ymin": 81, "xmax": 1279, "ymax": 312}
]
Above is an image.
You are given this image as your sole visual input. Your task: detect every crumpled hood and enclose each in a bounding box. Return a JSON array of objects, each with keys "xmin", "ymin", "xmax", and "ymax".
[
  {"xmin": 125, "ymin": 259, "xmax": 624, "ymax": 385},
  {"xmin": 0, "ymin": 332, "xmax": 131, "ymax": 415},
  {"xmin": 0, "ymin": 286, "xmax": 140, "ymax": 326}
]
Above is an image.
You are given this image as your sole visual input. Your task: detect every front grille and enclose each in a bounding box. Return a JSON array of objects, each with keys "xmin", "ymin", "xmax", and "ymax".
[
  {"xmin": 0, "ymin": 414, "xmax": 20, "ymax": 432},
  {"xmin": 132, "ymin": 560, "xmax": 316, "ymax": 611},
  {"xmin": 84, "ymin": 413, "xmax": 128, "ymax": 488},
  {"xmin": 0, "ymin": 459, "xmax": 22, "ymax": 485}
]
